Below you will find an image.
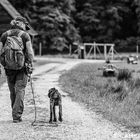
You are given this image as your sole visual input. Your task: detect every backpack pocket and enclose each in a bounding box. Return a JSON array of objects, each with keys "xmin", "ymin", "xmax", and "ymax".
[
  {"xmin": 15, "ymin": 51, "xmax": 25, "ymax": 68},
  {"xmin": 0, "ymin": 53, "xmax": 6, "ymax": 67}
]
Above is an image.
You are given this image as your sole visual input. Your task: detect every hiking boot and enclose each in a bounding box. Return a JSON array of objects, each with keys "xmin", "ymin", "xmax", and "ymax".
[{"xmin": 13, "ymin": 118, "xmax": 22, "ymax": 123}]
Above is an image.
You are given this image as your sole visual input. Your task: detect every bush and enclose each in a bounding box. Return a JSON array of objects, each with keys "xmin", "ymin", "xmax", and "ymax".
[
  {"xmin": 128, "ymin": 78, "xmax": 140, "ymax": 89},
  {"xmin": 112, "ymin": 84, "xmax": 124, "ymax": 93},
  {"xmin": 107, "ymin": 81, "xmax": 128, "ymax": 102},
  {"xmin": 117, "ymin": 69, "xmax": 132, "ymax": 81}
]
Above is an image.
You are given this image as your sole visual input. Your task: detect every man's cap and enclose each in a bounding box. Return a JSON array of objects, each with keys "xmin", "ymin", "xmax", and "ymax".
[
  {"xmin": 15, "ymin": 16, "xmax": 30, "ymax": 30},
  {"xmin": 15, "ymin": 16, "xmax": 28, "ymax": 24}
]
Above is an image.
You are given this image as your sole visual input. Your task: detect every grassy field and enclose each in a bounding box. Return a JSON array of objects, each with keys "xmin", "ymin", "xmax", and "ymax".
[{"xmin": 59, "ymin": 60, "xmax": 140, "ymax": 133}]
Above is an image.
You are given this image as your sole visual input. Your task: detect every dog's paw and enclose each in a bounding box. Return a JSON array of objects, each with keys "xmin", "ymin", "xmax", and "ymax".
[
  {"xmin": 59, "ymin": 118, "xmax": 63, "ymax": 122},
  {"xmin": 49, "ymin": 120, "xmax": 53, "ymax": 123},
  {"xmin": 53, "ymin": 118, "xmax": 57, "ymax": 122}
]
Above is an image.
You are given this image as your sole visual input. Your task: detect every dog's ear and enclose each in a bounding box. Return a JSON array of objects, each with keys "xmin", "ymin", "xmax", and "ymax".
[
  {"xmin": 48, "ymin": 89, "xmax": 52, "ymax": 98},
  {"xmin": 52, "ymin": 87, "xmax": 56, "ymax": 91},
  {"xmin": 48, "ymin": 88, "xmax": 55, "ymax": 98},
  {"xmin": 54, "ymin": 88, "xmax": 58, "ymax": 92},
  {"xmin": 48, "ymin": 93, "xmax": 50, "ymax": 98}
]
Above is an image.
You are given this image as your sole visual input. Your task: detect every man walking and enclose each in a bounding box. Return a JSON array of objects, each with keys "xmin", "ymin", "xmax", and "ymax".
[{"xmin": 0, "ymin": 16, "xmax": 34, "ymax": 123}]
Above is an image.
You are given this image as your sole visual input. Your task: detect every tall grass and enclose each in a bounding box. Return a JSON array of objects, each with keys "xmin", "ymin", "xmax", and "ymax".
[
  {"xmin": 59, "ymin": 62, "xmax": 140, "ymax": 132},
  {"xmin": 117, "ymin": 68, "xmax": 132, "ymax": 81}
]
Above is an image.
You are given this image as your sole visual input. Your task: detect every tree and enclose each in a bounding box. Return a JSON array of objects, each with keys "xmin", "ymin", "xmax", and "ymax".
[
  {"xmin": 9, "ymin": 0, "xmax": 33, "ymax": 20},
  {"xmin": 73, "ymin": 0, "xmax": 140, "ymax": 52},
  {"xmin": 30, "ymin": 0, "xmax": 79, "ymax": 51},
  {"xmin": 9, "ymin": 0, "xmax": 140, "ymax": 52},
  {"xmin": 10, "ymin": 0, "xmax": 79, "ymax": 52},
  {"xmin": 133, "ymin": 0, "xmax": 140, "ymax": 35}
]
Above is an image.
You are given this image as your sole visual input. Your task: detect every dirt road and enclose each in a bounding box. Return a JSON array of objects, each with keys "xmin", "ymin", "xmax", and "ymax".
[{"xmin": 0, "ymin": 57, "xmax": 140, "ymax": 140}]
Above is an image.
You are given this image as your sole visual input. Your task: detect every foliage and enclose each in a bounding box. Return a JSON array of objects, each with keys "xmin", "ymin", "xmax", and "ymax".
[
  {"xmin": 59, "ymin": 62, "xmax": 140, "ymax": 131},
  {"xmin": 10, "ymin": 0, "xmax": 79, "ymax": 51},
  {"xmin": 31, "ymin": 0, "xmax": 77, "ymax": 50},
  {"xmin": 74, "ymin": 0, "xmax": 138, "ymax": 43},
  {"xmin": 128, "ymin": 78, "xmax": 140, "ymax": 89},
  {"xmin": 117, "ymin": 68, "xmax": 132, "ymax": 81},
  {"xmin": 9, "ymin": 0, "xmax": 140, "ymax": 52}
]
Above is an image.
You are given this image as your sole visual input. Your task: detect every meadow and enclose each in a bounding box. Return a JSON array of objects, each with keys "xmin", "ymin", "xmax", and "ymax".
[{"xmin": 59, "ymin": 60, "xmax": 140, "ymax": 133}]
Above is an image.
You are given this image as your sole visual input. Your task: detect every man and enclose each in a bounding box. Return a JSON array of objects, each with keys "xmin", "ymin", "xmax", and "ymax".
[{"xmin": 0, "ymin": 16, "xmax": 34, "ymax": 123}]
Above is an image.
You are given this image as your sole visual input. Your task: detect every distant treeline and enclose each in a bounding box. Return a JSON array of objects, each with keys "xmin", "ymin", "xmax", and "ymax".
[{"xmin": 9, "ymin": 0, "xmax": 140, "ymax": 53}]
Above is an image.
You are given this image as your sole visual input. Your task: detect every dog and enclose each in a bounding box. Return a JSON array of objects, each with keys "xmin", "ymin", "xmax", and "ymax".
[{"xmin": 48, "ymin": 87, "xmax": 62, "ymax": 123}]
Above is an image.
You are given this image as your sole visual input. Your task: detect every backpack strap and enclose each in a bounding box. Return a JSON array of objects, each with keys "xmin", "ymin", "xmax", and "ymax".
[
  {"xmin": 6, "ymin": 30, "xmax": 12, "ymax": 36},
  {"xmin": 18, "ymin": 31, "xmax": 24, "ymax": 37},
  {"xmin": 6, "ymin": 30, "xmax": 24, "ymax": 37}
]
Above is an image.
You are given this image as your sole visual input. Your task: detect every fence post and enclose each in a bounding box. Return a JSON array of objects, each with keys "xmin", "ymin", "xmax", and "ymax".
[
  {"xmin": 39, "ymin": 42, "xmax": 42, "ymax": 56},
  {"xmin": 69, "ymin": 44, "xmax": 72, "ymax": 55},
  {"xmin": 93, "ymin": 42, "xmax": 96, "ymax": 59},
  {"xmin": 104, "ymin": 44, "xmax": 107, "ymax": 60},
  {"xmin": 78, "ymin": 44, "xmax": 85, "ymax": 59}
]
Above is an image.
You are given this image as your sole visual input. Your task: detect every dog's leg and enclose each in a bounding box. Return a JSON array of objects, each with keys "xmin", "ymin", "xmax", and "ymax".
[
  {"xmin": 53, "ymin": 105, "xmax": 57, "ymax": 122},
  {"xmin": 49, "ymin": 100, "xmax": 53, "ymax": 123},
  {"xmin": 58, "ymin": 103, "xmax": 62, "ymax": 122}
]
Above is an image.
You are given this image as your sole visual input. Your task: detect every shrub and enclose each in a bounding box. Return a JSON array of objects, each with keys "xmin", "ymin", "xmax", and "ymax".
[
  {"xmin": 133, "ymin": 78, "xmax": 140, "ymax": 88},
  {"xmin": 128, "ymin": 78, "xmax": 140, "ymax": 89},
  {"xmin": 113, "ymin": 84, "xmax": 124, "ymax": 93},
  {"xmin": 106, "ymin": 81, "xmax": 128, "ymax": 101},
  {"xmin": 117, "ymin": 69, "xmax": 132, "ymax": 81},
  {"xmin": 116, "ymin": 91, "xmax": 127, "ymax": 102}
]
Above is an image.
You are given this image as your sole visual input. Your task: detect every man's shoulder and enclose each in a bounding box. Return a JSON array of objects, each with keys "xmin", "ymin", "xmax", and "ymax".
[
  {"xmin": 0, "ymin": 31, "xmax": 8, "ymax": 40},
  {"xmin": 21, "ymin": 31, "xmax": 30, "ymax": 39},
  {"xmin": 9, "ymin": 29, "xmax": 29, "ymax": 36},
  {"xmin": 1, "ymin": 30, "xmax": 8, "ymax": 36}
]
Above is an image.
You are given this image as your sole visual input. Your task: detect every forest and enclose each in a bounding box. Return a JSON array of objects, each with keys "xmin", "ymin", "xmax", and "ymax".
[{"xmin": 9, "ymin": 0, "xmax": 140, "ymax": 53}]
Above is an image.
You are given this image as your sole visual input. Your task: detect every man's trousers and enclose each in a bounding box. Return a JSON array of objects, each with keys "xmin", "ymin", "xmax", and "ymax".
[{"xmin": 6, "ymin": 69, "xmax": 28, "ymax": 120}]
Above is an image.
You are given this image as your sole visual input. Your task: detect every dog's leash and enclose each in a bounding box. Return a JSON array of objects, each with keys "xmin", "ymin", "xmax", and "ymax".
[
  {"xmin": 28, "ymin": 74, "xmax": 59, "ymax": 126},
  {"xmin": 28, "ymin": 74, "xmax": 37, "ymax": 126}
]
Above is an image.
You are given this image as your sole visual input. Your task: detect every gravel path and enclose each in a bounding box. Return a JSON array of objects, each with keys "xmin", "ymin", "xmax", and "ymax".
[{"xmin": 0, "ymin": 57, "xmax": 140, "ymax": 140}]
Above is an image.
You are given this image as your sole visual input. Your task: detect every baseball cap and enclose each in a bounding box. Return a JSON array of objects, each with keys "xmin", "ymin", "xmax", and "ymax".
[{"xmin": 15, "ymin": 16, "xmax": 30, "ymax": 30}]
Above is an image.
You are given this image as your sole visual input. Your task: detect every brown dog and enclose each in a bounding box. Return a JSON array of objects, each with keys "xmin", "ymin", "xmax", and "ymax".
[{"xmin": 48, "ymin": 87, "xmax": 62, "ymax": 123}]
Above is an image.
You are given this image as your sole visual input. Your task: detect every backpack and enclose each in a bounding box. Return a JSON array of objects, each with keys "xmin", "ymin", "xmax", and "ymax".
[{"xmin": 0, "ymin": 31, "xmax": 25, "ymax": 70}]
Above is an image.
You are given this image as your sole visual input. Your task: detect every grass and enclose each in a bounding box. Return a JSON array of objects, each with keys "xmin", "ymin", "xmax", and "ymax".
[
  {"xmin": 59, "ymin": 61, "xmax": 140, "ymax": 133},
  {"xmin": 33, "ymin": 59, "xmax": 63, "ymax": 67},
  {"xmin": 117, "ymin": 68, "xmax": 132, "ymax": 81}
]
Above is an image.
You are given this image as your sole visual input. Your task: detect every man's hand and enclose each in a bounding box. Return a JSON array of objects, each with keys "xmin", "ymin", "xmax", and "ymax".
[{"xmin": 25, "ymin": 63, "xmax": 33, "ymax": 76}]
